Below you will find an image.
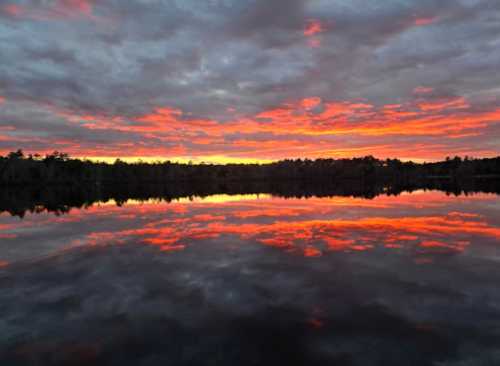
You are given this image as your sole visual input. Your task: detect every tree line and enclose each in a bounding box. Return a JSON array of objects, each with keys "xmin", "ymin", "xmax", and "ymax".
[{"xmin": 1, "ymin": 149, "xmax": 500, "ymax": 186}]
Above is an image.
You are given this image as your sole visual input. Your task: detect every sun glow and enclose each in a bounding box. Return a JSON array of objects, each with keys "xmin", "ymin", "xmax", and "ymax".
[{"xmin": 78, "ymin": 155, "xmax": 275, "ymax": 165}]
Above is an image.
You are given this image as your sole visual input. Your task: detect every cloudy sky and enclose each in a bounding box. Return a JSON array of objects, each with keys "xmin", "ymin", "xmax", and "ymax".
[{"xmin": 1, "ymin": 0, "xmax": 499, "ymax": 162}]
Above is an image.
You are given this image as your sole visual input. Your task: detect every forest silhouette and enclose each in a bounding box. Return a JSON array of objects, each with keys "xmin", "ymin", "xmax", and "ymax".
[
  {"xmin": 1, "ymin": 150, "xmax": 499, "ymax": 217},
  {"xmin": 1, "ymin": 149, "xmax": 500, "ymax": 186}
]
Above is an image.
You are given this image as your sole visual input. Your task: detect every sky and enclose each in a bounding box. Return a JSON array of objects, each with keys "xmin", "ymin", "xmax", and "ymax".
[{"xmin": 0, "ymin": 0, "xmax": 499, "ymax": 163}]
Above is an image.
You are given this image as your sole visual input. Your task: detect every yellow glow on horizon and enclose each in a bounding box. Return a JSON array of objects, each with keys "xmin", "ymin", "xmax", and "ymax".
[
  {"xmin": 73, "ymin": 154, "xmax": 435, "ymax": 165},
  {"xmin": 176, "ymin": 193, "xmax": 273, "ymax": 204},
  {"xmin": 96, "ymin": 193, "xmax": 272, "ymax": 207},
  {"xmin": 76, "ymin": 155, "xmax": 275, "ymax": 165}
]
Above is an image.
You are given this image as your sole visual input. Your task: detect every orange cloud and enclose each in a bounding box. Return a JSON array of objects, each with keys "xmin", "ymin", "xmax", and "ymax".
[
  {"xmin": 78, "ymin": 203, "xmax": 500, "ymax": 259},
  {"xmin": 304, "ymin": 246, "xmax": 322, "ymax": 257},
  {"xmin": 10, "ymin": 88, "xmax": 500, "ymax": 162},
  {"xmin": 301, "ymin": 97, "xmax": 322, "ymax": 110},
  {"xmin": 159, "ymin": 244, "xmax": 186, "ymax": 252},
  {"xmin": 418, "ymin": 240, "xmax": 469, "ymax": 255},
  {"xmin": 9, "ymin": 192, "xmax": 498, "ymax": 264},
  {"xmin": 304, "ymin": 20, "xmax": 325, "ymax": 47},
  {"xmin": 304, "ymin": 20, "xmax": 325, "ymax": 36},
  {"xmin": 418, "ymin": 97, "xmax": 469, "ymax": 111},
  {"xmin": 414, "ymin": 17, "xmax": 437, "ymax": 26}
]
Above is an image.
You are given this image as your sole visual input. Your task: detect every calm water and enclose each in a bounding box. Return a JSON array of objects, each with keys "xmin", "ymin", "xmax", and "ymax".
[{"xmin": 1, "ymin": 190, "xmax": 500, "ymax": 365}]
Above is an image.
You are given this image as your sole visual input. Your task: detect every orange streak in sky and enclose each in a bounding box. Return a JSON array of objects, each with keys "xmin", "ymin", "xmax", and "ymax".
[
  {"xmin": 301, "ymin": 97, "xmax": 322, "ymax": 110},
  {"xmin": 418, "ymin": 97, "xmax": 469, "ymax": 111},
  {"xmin": 9, "ymin": 90, "xmax": 500, "ymax": 162},
  {"xmin": 304, "ymin": 246, "xmax": 322, "ymax": 257},
  {"xmin": 304, "ymin": 20, "xmax": 325, "ymax": 47},
  {"xmin": 414, "ymin": 17, "xmax": 436, "ymax": 26},
  {"xmin": 62, "ymin": 96, "xmax": 498, "ymax": 140},
  {"xmin": 304, "ymin": 20, "xmax": 325, "ymax": 36}
]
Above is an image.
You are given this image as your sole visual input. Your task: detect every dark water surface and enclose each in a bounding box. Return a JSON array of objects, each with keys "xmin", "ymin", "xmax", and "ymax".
[{"xmin": 1, "ymin": 189, "xmax": 500, "ymax": 365}]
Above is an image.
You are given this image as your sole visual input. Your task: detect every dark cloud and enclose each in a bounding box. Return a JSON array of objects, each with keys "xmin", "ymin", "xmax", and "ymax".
[{"xmin": 0, "ymin": 0, "xmax": 499, "ymax": 159}]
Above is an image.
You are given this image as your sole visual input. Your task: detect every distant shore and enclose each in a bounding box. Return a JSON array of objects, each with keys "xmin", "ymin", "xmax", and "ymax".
[{"xmin": 1, "ymin": 150, "xmax": 499, "ymax": 187}]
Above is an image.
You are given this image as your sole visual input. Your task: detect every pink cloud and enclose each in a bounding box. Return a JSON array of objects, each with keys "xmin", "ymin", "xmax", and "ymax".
[
  {"xmin": 414, "ymin": 17, "xmax": 437, "ymax": 26},
  {"xmin": 304, "ymin": 20, "xmax": 325, "ymax": 37},
  {"xmin": 5, "ymin": 87, "xmax": 500, "ymax": 162},
  {"xmin": 304, "ymin": 20, "xmax": 325, "ymax": 48},
  {"xmin": 1, "ymin": 4, "xmax": 24, "ymax": 17},
  {"xmin": 59, "ymin": 0, "xmax": 93, "ymax": 15},
  {"xmin": 2, "ymin": 0, "xmax": 96, "ymax": 21},
  {"xmin": 307, "ymin": 38, "xmax": 322, "ymax": 48},
  {"xmin": 414, "ymin": 86, "xmax": 434, "ymax": 94}
]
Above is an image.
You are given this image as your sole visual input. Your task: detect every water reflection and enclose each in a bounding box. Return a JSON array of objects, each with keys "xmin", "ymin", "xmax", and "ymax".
[
  {"xmin": 1, "ymin": 178, "xmax": 499, "ymax": 218},
  {"xmin": 1, "ymin": 187, "xmax": 500, "ymax": 365}
]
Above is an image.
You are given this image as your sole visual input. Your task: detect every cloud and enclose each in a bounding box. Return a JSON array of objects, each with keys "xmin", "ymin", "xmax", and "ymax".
[
  {"xmin": 304, "ymin": 20, "xmax": 325, "ymax": 37},
  {"xmin": 1, "ymin": 0, "xmax": 97, "ymax": 21},
  {"xmin": 0, "ymin": 0, "xmax": 499, "ymax": 160}
]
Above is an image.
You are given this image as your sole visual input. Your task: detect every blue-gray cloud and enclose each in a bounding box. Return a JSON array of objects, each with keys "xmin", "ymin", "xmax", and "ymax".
[{"xmin": 0, "ymin": 0, "xmax": 499, "ymax": 159}]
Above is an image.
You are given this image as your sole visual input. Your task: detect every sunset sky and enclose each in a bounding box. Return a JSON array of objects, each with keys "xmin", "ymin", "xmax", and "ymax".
[{"xmin": 1, "ymin": 0, "xmax": 499, "ymax": 163}]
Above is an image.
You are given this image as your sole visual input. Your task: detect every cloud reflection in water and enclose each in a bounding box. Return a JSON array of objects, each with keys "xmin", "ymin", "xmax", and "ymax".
[{"xmin": 0, "ymin": 191, "xmax": 500, "ymax": 365}]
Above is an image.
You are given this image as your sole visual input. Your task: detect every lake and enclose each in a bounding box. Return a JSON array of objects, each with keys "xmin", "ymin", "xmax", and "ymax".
[{"xmin": 1, "ymin": 188, "xmax": 500, "ymax": 365}]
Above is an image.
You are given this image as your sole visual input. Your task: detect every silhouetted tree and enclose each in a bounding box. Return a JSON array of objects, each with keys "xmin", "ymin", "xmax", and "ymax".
[{"xmin": 1, "ymin": 150, "xmax": 499, "ymax": 187}]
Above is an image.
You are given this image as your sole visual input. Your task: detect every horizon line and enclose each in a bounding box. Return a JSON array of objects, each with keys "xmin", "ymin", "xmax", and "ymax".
[{"xmin": 3, "ymin": 150, "xmax": 498, "ymax": 165}]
